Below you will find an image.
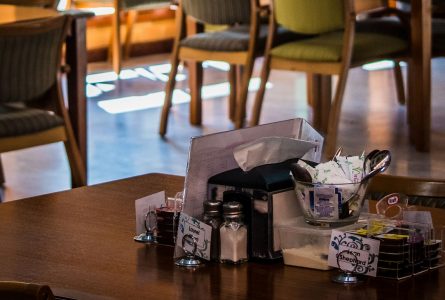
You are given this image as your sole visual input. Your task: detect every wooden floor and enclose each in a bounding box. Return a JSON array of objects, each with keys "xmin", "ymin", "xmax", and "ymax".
[{"xmin": 1, "ymin": 54, "xmax": 445, "ymax": 202}]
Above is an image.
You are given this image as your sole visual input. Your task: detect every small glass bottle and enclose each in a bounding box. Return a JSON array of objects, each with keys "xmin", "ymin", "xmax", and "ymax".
[
  {"xmin": 203, "ymin": 200, "xmax": 223, "ymax": 262},
  {"xmin": 219, "ymin": 201, "xmax": 248, "ymax": 264}
]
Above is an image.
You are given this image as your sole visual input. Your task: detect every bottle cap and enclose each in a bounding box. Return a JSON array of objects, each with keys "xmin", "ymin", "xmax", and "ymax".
[
  {"xmin": 203, "ymin": 200, "xmax": 222, "ymax": 216},
  {"xmin": 222, "ymin": 201, "xmax": 243, "ymax": 216}
]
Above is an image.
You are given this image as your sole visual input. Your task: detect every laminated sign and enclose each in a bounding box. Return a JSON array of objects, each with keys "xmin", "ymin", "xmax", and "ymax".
[
  {"xmin": 328, "ymin": 230, "xmax": 380, "ymax": 277},
  {"xmin": 176, "ymin": 212, "xmax": 212, "ymax": 261}
]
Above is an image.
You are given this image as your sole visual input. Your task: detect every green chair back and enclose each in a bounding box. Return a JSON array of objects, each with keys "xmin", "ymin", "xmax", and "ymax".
[
  {"xmin": 274, "ymin": 0, "xmax": 344, "ymax": 34},
  {"xmin": 182, "ymin": 0, "xmax": 251, "ymax": 25}
]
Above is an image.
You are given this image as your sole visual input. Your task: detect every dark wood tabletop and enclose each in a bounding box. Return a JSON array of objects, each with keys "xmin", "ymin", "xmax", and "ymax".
[{"xmin": 0, "ymin": 173, "xmax": 444, "ymax": 299}]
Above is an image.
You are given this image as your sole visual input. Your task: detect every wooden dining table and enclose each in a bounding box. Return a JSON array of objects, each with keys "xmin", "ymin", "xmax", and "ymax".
[
  {"xmin": 0, "ymin": 5, "xmax": 92, "ymax": 174},
  {"xmin": 0, "ymin": 173, "xmax": 443, "ymax": 299}
]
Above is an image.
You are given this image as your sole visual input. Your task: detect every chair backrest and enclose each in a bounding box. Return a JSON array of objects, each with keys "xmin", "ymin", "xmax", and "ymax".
[
  {"xmin": 0, "ymin": 15, "xmax": 69, "ymax": 104},
  {"xmin": 273, "ymin": 0, "xmax": 345, "ymax": 34},
  {"xmin": 0, "ymin": 0, "xmax": 59, "ymax": 9},
  {"xmin": 367, "ymin": 174, "xmax": 445, "ymax": 209},
  {"xmin": 181, "ymin": 0, "xmax": 252, "ymax": 25}
]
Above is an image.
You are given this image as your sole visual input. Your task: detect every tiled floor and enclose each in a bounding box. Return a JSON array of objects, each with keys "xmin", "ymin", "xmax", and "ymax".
[{"xmin": 2, "ymin": 54, "xmax": 445, "ymax": 201}]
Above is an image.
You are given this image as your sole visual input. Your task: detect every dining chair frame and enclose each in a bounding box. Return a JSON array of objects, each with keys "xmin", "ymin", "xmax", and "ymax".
[
  {"xmin": 159, "ymin": 0, "xmax": 263, "ymax": 136},
  {"xmin": 250, "ymin": 0, "xmax": 409, "ymax": 158},
  {"xmin": 0, "ymin": 15, "xmax": 86, "ymax": 188},
  {"xmin": 111, "ymin": 0, "xmax": 171, "ymax": 74},
  {"xmin": 68, "ymin": 0, "xmax": 171, "ymax": 74}
]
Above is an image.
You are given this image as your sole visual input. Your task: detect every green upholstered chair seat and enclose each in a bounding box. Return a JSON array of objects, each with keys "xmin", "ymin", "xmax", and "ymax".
[
  {"xmin": 180, "ymin": 25, "xmax": 308, "ymax": 52},
  {"xmin": 0, "ymin": 104, "xmax": 64, "ymax": 138},
  {"xmin": 270, "ymin": 32, "xmax": 408, "ymax": 63}
]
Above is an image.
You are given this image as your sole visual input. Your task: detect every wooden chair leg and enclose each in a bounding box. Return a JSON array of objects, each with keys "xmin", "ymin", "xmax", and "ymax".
[
  {"xmin": 310, "ymin": 74, "xmax": 332, "ymax": 134},
  {"xmin": 306, "ymin": 73, "xmax": 314, "ymax": 107},
  {"xmin": 189, "ymin": 61, "xmax": 203, "ymax": 126},
  {"xmin": 124, "ymin": 10, "xmax": 138, "ymax": 59},
  {"xmin": 324, "ymin": 71, "xmax": 349, "ymax": 159},
  {"xmin": 249, "ymin": 56, "xmax": 271, "ymax": 127},
  {"xmin": 393, "ymin": 60, "xmax": 406, "ymax": 105},
  {"xmin": 235, "ymin": 57, "xmax": 257, "ymax": 129},
  {"xmin": 54, "ymin": 83, "xmax": 86, "ymax": 188},
  {"xmin": 63, "ymin": 119, "xmax": 86, "ymax": 188},
  {"xmin": 61, "ymin": 114, "xmax": 86, "ymax": 188},
  {"xmin": 228, "ymin": 64, "xmax": 237, "ymax": 122},
  {"xmin": 159, "ymin": 56, "xmax": 181, "ymax": 136},
  {"xmin": 159, "ymin": 5, "xmax": 185, "ymax": 136},
  {"xmin": 111, "ymin": 0, "xmax": 122, "ymax": 75},
  {"xmin": 0, "ymin": 155, "xmax": 5, "ymax": 185},
  {"xmin": 406, "ymin": 59, "xmax": 415, "ymax": 132},
  {"xmin": 64, "ymin": 137, "xmax": 87, "ymax": 188}
]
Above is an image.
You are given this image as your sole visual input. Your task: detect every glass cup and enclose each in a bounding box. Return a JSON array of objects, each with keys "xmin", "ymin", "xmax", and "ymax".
[{"xmin": 293, "ymin": 180, "xmax": 369, "ymax": 228}]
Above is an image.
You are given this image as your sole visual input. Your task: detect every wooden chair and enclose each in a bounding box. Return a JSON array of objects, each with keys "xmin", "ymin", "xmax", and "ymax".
[
  {"xmin": 159, "ymin": 0, "xmax": 263, "ymax": 135},
  {"xmin": 250, "ymin": 0, "xmax": 409, "ymax": 158},
  {"xmin": 0, "ymin": 281, "xmax": 55, "ymax": 300},
  {"xmin": 367, "ymin": 174, "xmax": 445, "ymax": 209},
  {"xmin": 391, "ymin": 0, "xmax": 445, "ymax": 101},
  {"xmin": 159, "ymin": 0, "xmax": 303, "ymax": 135},
  {"xmin": 355, "ymin": 1, "xmax": 411, "ymax": 106},
  {"xmin": 0, "ymin": 15, "xmax": 86, "ymax": 188},
  {"xmin": 70, "ymin": 0, "xmax": 171, "ymax": 74}
]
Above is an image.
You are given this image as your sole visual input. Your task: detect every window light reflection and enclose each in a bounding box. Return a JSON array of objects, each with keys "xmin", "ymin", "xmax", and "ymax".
[
  {"xmin": 98, "ymin": 90, "xmax": 190, "ymax": 114},
  {"xmin": 96, "ymin": 78, "xmax": 271, "ymax": 114},
  {"xmin": 362, "ymin": 60, "xmax": 407, "ymax": 71},
  {"xmin": 203, "ymin": 61, "xmax": 230, "ymax": 71},
  {"xmin": 89, "ymin": 61, "xmax": 271, "ymax": 113},
  {"xmin": 87, "ymin": 71, "xmax": 118, "ymax": 84},
  {"xmin": 87, "ymin": 84, "xmax": 102, "ymax": 98},
  {"xmin": 77, "ymin": 7, "xmax": 115, "ymax": 16},
  {"xmin": 96, "ymin": 83, "xmax": 115, "ymax": 92}
]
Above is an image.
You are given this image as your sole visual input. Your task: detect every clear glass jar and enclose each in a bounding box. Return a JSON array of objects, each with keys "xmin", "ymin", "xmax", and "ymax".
[
  {"xmin": 219, "ymin": 201, "xmax": 248, "ymax": 264},
  {"xmin": 203, "ymin": 200, "xmax": 223, "ymax": 262}
]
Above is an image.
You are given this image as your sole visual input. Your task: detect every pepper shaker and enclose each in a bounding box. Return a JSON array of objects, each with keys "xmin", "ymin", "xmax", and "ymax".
[{"xmin": 203, "ymin": 200, "xmax": 223, "ymax": 261}]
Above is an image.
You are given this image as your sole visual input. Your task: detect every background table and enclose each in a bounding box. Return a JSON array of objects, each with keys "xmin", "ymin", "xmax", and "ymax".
[{"xmin": 0, "ymin": 173, "xmax": 443, "ymax": 299}]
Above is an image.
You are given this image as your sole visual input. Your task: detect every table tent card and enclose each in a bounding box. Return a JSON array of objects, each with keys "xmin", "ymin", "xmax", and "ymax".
[
  {"xmin": 176, "ymin": 212, "xmax": 212, "ymax": 260},
  {"xmin": 328, "ymin": 229, "xmax": 380, "ymax": 277},
  {"xmin": 135, "ymin": 191, "xmax": 166, "ymax": 235}
]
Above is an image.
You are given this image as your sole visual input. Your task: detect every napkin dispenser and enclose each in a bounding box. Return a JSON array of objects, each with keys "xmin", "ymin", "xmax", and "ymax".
[{"xmin": 207, "ymin": 162, "xmax": 303, "ymax": 260}]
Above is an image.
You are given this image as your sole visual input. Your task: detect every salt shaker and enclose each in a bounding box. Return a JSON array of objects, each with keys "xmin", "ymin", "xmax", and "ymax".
[
  {"xmin": 219, "ymin": 201, "xmax": 248, "ymax": 264},
  {"xmin": 203, "ymin": 200, "xmax": 223, "ymax": 261}
]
